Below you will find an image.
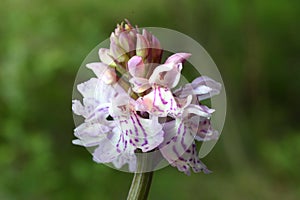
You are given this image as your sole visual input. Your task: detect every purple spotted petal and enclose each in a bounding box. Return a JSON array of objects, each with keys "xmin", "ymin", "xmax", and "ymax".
[
  {"xmin": 169, "ymin": 142, "xmax": 211, "ymax": 175},
  {"xmin": 159, "ymin": 119, "xmax": 195, "ymax": 164},
  {"xmin": 108, "ymin": 93, "xmax": 164, "ymax": 152},
  {"xmin": 118, "ymin": 113, "xmax": 164, "ymax": 152},
  {"xmin": 136, "ymin": 85, "xmax": 178, "ymax": 117},
  {"xmin": 93, "ymin": 131, "xmax": 137, "ymax": 171},
  {"xmin": 191, "ymin": 117, "xmax": 220, "ymax": 141},
  {"xmin": 159, "ymin": 119, "xmax": 210, "ymax": 175}
]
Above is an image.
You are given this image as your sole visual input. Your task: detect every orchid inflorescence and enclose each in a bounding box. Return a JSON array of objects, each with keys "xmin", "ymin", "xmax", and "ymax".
[{"xmin": 72, "ymin": 20, "xmax": 221, "ymax": 175}]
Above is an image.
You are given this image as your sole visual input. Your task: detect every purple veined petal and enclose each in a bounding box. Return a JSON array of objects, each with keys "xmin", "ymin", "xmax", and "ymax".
[
  {"xmin": 86, "ymin": 62, "xmax": 116, "ymax": 84},
  {"xmin": 128, "ymin": 56, "xmax": 146, "ymax": 78},
  {"xmin": 99, "ymin": 48, "xmax": 116, "ymax": 66},
  {"xmin": 159, "ymin": 120, "xmax": 211, "ymax": 175},
  {"xmin": 85, "ymin": 103, "xmax": 110, "ymax": 123},
  {"xmin": 128, "ymin": 114, "xmax": 164, "ymax": 152},
  {"xmin": 159, "ymin": 119, "xmax": 195, "ymax": 163},
  {"xmin": 193, "ymin": 117, "xmax": 220, "ymax": 141},
  {"xmin": 148, "ymin": 62, "xmax": 182, "ymax": 88},
  {"xmin": 113, "ymin": 111, "xmax": 164, "ymax": 152},
  {"xmin": 169, "ymin": 142, "xmax": 211, "ymax": 175},
  {"xmin": 165, "ymin": 52, "xmax": 191, "ymax": 64},
  {"xmin": 135, "ymin": 85, "xmax": 178, "ymax": 117},
  {"xmin": 174, "ymin": 95, "xmax": 193, "ymax": 110},
  {"xmin": 129, "ymin": 77, "xmax": 151, "ymax": 93},
  {"xmin": 94, "ymin": 129, "xmax": 137, "ymax": 171},
  {"xmin": 107, "ymin": 93, "xmax": 164, "ymax": 152},
  {"xmin": 108, "ymin": 93, "xmax": 132, "ymax": 119}
]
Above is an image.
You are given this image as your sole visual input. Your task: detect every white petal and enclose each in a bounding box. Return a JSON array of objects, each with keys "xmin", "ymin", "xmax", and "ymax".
[
  {"xmin": 72, "ymin": 100, "xmax": 87, "ymax": 117},
  {"xmin": 112, "ymin": 150, "xmax": 137, "ymax": 172},
  {"xmin": 86, "ymin": 62, "xmax": 116, "ymax": 84},
  {"xmin": 73, "ymin": 122, "xmax": 109, "ymax": 147},
  {"xmin": 183, "ymin": 104, "xmax": 215, "ymax": 119},
  {"xmin": 175, "ymin": 76, "xmax": 222, "ymax": 101},
  {"xmin": 128, "ymin": 56, "xmax": 146, "ymax": 78},
  {"xmin": 93, "ymin": 138, "xmax": 120, "ymax": 163}
]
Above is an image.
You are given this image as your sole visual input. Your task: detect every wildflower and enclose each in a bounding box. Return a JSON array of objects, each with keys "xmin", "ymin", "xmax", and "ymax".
[{"xmin": 72, "ymin": 20, "xmax": 221, "ymax": 175}]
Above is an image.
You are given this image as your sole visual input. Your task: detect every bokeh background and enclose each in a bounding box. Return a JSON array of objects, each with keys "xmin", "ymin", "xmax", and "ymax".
[{"xmin": 1, "ymin": 0, "xmax": 299, "ymax": 199}]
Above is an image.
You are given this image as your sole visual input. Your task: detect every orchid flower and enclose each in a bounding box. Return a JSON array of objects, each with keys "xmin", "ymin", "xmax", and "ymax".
[{"xmin": 72, "ymin": 20, "xmax": 222, "ymax": 177}]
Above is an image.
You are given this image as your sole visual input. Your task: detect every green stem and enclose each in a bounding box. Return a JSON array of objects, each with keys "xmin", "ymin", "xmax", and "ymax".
[
  {"xmin": 127, "ymin": 171, "xmax": 153, "ymax": 200},
  {"xmin": 127, "ymin": 152, "xmax": 154, "ymax": 200}
]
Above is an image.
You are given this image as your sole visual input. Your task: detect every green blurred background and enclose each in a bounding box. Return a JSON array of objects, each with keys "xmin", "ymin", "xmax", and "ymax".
[{"xmin": 1, "ymin": 0, "xmax": 299, "ymax": 199}]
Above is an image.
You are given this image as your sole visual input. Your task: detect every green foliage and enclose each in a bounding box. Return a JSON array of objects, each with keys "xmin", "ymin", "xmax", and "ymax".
[{"xmin": 0, "ymin": 0, "xmax": 299, "ymax": 199}]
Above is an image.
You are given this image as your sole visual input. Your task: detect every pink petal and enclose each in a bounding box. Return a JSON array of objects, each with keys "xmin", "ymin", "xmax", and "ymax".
[
  {"xmin": 136, "ymin": 34, "xmax": 149, "ymax": 58},
  {"xmin": 110, "ymin": 40, "xmax": 127, "ymax": 62},
  {"xmin": 148, "ymin": 63, "xmax": 182, "ymax": 88},
  {"xmin": 129, "ymin": 77, "xmax": 151, "ymax": 93},
  {"xmin": 119, "ymin": 31, "xmax": 136, "ymax": 52},
  {"xmin": 128, "ymin": 56, "xmax": 146, "ymax": 78},
  {"xmin": 165, "ymin": 52, "xmax": 191, "ymax": 64}
]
